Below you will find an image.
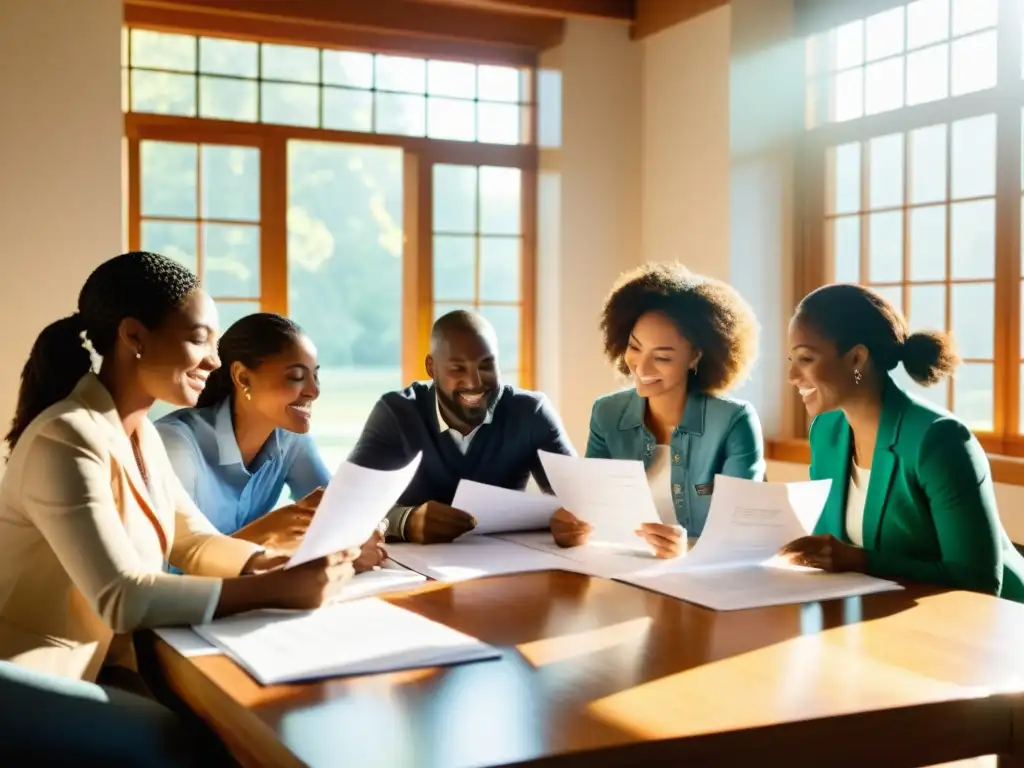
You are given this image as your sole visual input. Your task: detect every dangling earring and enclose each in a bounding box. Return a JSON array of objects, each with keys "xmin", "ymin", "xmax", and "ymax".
[
  {"xmin": 243, "ymin": 386, "xmax": 252, "ymax": 401},
  {"xmin": 135, "ymin": 350, "xmax": 142, "ymax": 360},
  {"xmin": 853, "ymin": 369, "xmax": 862, "ymax": 385},
  {"xmin": 691, "ymin": 360, "xmax": 699, "ymax": 375}
]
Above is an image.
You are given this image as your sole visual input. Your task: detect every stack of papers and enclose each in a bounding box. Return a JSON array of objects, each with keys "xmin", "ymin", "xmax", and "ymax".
[
  {"xmin": 192, "ymin": 599, "xmax": 500, "ymax": 685},
  {"xmin": 386, "ymin": 536, "xmax": 574, "ymax": 582},
  {"xmin": 615, "ymin": 475, "xmax": 903, "ymax": 610}
]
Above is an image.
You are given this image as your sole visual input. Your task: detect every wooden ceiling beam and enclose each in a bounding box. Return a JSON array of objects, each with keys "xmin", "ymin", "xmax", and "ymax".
[
  {"xmin": 125, "ymin": 0, "xmax": 565, "ymax": 52},
  {"xmin": 413, "ymin": 0, "xmax": 634, "ymax": 21},
  {"xmin": 631, "ymin": 0, "xmax": 727, "ymax": 40}
]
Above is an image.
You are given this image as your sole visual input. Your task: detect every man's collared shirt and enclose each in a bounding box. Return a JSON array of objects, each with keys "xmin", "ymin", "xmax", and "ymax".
[{"xmin": 435, "ymin": 391, "xmax": 493, "ymax": 454}]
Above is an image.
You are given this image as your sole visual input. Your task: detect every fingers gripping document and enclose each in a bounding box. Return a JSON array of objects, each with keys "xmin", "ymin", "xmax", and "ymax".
[
  {"xmin": 451, "ymin": 480, "xmax": 563, "ymax": 535},
  {"xmin": 537, "ymin": 451, "xmax": 660, "ymax": 545},
  {"xmin": 617, "ymin": 476, "xmax": 904, "ymax": 610},
  {"xmin": 288, "ymin": 453, "xmax": 423, "ymax": 567}
]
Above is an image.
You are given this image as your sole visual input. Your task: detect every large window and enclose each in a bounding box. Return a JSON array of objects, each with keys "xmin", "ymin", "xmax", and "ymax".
[
  {"xmin": 124, "ymin": 26, "xmax": 536, "ymax": 466},
  {"xmin": 802, "ymin": 0, "xmax": 1024, "ymax": 454}
]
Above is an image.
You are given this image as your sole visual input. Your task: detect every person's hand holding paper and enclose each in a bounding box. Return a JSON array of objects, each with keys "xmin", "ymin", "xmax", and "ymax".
[
  {"xmin": 288, "ymin": 453, "xmax": 423, "ymax": 568},
  {"xmin": 406, "ymin": 500, "xmax": 477, "ymax": 543},
  {"xmin": 778, "ymin": 533, "xmax": 867, "ymax": 573}
]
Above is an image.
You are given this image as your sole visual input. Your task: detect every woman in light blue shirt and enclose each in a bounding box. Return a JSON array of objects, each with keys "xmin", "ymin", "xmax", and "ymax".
[
  {"xmin": 551, "ymin": 263, "xmax": 765, "ymax": 556},
  {"xmin": 156, "ymin": 313, "xmax": 384, "ymax": 566}
]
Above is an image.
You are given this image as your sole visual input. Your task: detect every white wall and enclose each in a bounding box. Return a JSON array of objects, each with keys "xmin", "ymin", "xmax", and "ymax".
[
  {"xmin": 641, "ymin": 7, "xmax": 732, "ymax": 280},
  {"xmin": 536, "ymin": 19, "xmax": 643, "ymax": 449},
  {"xmin": 0, "ymin": 0, "xmax": 123, "ymax": 430}
]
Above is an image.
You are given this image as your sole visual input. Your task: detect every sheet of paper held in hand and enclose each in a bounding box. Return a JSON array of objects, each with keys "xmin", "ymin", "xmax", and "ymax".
[
  {"xmin": 537, "ymin": 451, "xmax": 661, "ymax": 545},
  {"xmin": 288, "ymin": 453, "xmax": 423, "ymax": 568},
  {"xmin": 451, "ymin": 479, "xmax": 562, "ymax": 535},
  {"xmin": 192, "ymin": 598, "xmax": 500, "ymax": 685},
  {"xmin": 617, "ymin": 475, "xmax": 904, "ymax": 611}
]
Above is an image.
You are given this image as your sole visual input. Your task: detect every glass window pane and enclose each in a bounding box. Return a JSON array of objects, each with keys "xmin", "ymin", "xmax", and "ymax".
[
  {"xmin": 261, "ymin": 43, "xmax": 319, "ymax": 83},
  {"xmin": 909, "ymin": 124, "xmax": 947, "ymax": 204},
  {"xmin": 831, "ymin": 20, "xmax": 864, "ymax": 70},
  {"xmin": 433, "ymin": 236, "xmax": 476, "ymax": 301},
  {"xmin": 829, "ymin": 142, "xmax": 861, "ymax": 214},
  {"xmin": 323, "ymin": 51, "xmax": 373, "ymax": 89},
  {"xmin": 141, "ymin": 141, "xmax": 196, "ymax": 218},
  {"xmin": 199, "ymin": 76, "xmax": 257, "ymax": 122},
  {"xmin": 375, "ymin": 55, "xmax": 425, "ymax": 93},
  {"xmin": 908, "ymin": 284, "xmax": 946, "ymax": 335},
  {"xmin": 201, "ymin": 145, "xmax": 259, "ymax": 222},
  {"xmin": 950, "ymin": 199, "xmax": 995, "ymax": 279},
  {"xmin": 203, "ymin": 224, "xmax": 260, "ymax": 298},
  {"xmin": 828, "ymin": 216, "xmax": 860, "ymax": 282},
  {"xmin": 433, "ymin": 165, "xmax": 477, "ymax": 233},
  {"xmin": 121, "ymin": 27, "xmax": 129, "ymax": 68},
  {"xmin": 261, "ymin": 83, "xmax": 319, "ymax": 127},
  {"xmin": 480, "ymin": 167, "xmax": 521, "ymax": 236},
  {"xmin": 427, "ymin": 98, "xmax": 476, "ymax": 142},
  {"xmin": 374, "ymin": 93, "xmax": 426, "ymax": 136},
  {"xmin": 952, "ymin": 0, "xmax": 997, "ymax": 36},
  {"xmin": 951, "ymin": 283, "xmax": 993, "ymax": 359},
  {"xmin": 832, "ymin": 69, "xmax": 864, "ymax": 122},
  {"xmin": 428, "ymin": 60, "xmax": 476, "ymax": 99},
  {"xmin": 215, "ymin": 300, "xmax": 261, "ymax": 333},
  {"xmin": 954, "ymin": 362, "xmax": 993, "ymax": 430},
  {"xmin": 864, "ymin": 58, "xmax": 904, "ymax": 116},
  {"xmin": 869, "ymin": 133, "xmax": 903, "ymax": 210},
  {"xmin": 898, "ymin": 364, "xmax": 950, "ymax": 411},
  {"xmin": 867, "ymin": 211, "xmax": 902, "ymax": 283},
  {"xmin": 478, "ymin": 305, "xmax": 520, "ymax": 370},
  {"xmin": 951, "ymin": 114, "xmax": 996, "ymax": 199},
  {"xmin": 122, "ymin": 68, "xmax": 129, "ymax": 113},
  {"xmin": 131, "ymin": 70, "xmax": 196, "ymax": 116},
  {"xmin": 907, "ymin": 0, "xmax": 950, "ymax": 50},
  {"xmin": 478, "ymin": 65, "xmax": 521, "ymax": 103},
  {"xmin": 287, "ymin": 141, "xmax": 404, "ymax": 470},
  {"xmin": 951, "ymin": 32, "xmax": 997, "ymax": 96},
  {"xmin": 479, "ymin": 238, "xmax": 521, "ymax": 302},
  {"xmin": 477, "ymin": 103, "xmax": 521, "ymax": 145},
  {"xmin": 908, "ymin": 205, "xmax": 946, "ymax": 281},
  {"xmin": 906, "ymin": 44, "xmax": 949, "ymax": 106},
  {"xmin": 199, "ymin": 37, "xmax": 257, "ymax": 78},
  {"xmin": 130, "ymin": 29, "xmax": 195, "ymax": 71},
  {"xmin": 865, "ymin": 7, "xmax": 905, "ymax": 61},
  {"xmin": 323, "ymin": 88, "xmax": 373, "ymax": 132},
  {"xmin": 142, "ymin": 220, "xmax": 197, "ymax": 273}
]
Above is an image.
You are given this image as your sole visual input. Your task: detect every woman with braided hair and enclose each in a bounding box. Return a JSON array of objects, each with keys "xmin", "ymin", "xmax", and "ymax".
[
  {"xmin": 155, "ymin": 312, "xmax": 386, "ymax": 569},
  {"xmin": 0, "ymin": 254, "xmax": 361, "ymax": 695},
  {"xmin": 779, "ymin": 283, "xmax": 1024, "ymax": 602}
]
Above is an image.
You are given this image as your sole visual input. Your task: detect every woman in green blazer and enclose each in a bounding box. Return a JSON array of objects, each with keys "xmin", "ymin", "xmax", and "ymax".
[{"xmin": 780, "ymin": 284, "xmax": 1024, "ymax": 602}]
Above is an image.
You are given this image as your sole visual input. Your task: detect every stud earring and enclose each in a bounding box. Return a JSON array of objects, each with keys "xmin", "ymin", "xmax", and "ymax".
[
  {"xmin": 243, "ymin": 386, "xmax": 252, "ymax": 401},
  {"xmin": 853, "ymin": 369, "xmax": 862, "ymax": 385},
  {"xmin": 135, "ymin": 350, "xmax": 142, "ymax": 360}
]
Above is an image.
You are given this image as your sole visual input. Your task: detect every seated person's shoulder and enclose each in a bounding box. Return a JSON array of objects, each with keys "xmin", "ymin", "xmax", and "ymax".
[
  {"xmin": 589, "ymin": 387, "xmax": 636, "ymax": 420},
  {"xmin": 703, "ymin": 392, "xmax": 759, "ymax": 423},
  {"xmin": 11, "ymin": 399, "xmax": 109, "ymax": 465}
]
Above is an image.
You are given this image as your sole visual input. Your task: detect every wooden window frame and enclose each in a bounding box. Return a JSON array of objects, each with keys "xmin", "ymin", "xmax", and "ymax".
[
  {"xmin": 784, "ymin": 0, "xmax": 1024, "ymax": 482},
  {"xmin": 123, "ymin": 24, "xmax": 538, "ymax": 391}
]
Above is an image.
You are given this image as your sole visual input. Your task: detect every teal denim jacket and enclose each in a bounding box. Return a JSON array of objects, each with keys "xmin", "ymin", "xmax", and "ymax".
[{"xmin": 585, "ymin": 387, "xmax": 765, "ymax": 535}]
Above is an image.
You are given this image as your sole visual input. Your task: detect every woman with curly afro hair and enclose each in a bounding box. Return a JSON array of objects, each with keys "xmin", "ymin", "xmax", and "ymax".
[{"xmin": 551, "ymin": 263, "xmax": 765, "ymax": 556}]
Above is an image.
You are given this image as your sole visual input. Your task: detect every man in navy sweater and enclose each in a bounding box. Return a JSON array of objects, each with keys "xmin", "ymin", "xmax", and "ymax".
[{"xmin": 348, "ymin": 310, "xmax": 576, "ymax": 543}]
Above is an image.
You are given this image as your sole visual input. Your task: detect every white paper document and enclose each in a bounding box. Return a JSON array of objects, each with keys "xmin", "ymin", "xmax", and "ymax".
[
  {"xmin": 154, "ymin": 628, "xmax": 220, "ymax": 658},
  {"xmin": 192, "ymin": 599, "xmax": 500, "ymax": 685},
  {"xmin": 675, "ymin": 474, "xmax": 833, "ymax": 571},
  {"xmin": 494, "ymin": 531, "xmax": 662, "ymax": 579},
  {"xmin": 623, "ymin": 563, "xmax": 903, "ymax": 611},
  {"xmin": 289, "ymin": 453, "xmax": 422, "ymax": 567},
  {"xmin": 615, "ymin": 476, "xmax": 903, "ymax": 610},
  {"xmin": 537, "ymin": 451, "xmax": 660, "ymax": 545},
  {"xmin": 451, "ymin": 480, "xmax": 562, "ymax": 535},
  {"xmin": 386, "ymin": 536, "xmax": 573, "ymax": 582}
]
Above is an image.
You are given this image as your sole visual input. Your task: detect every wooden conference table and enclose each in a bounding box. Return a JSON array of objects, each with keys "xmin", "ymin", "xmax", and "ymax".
[{"xmin": 151, "ymin": 569, "xmax": 1024, "ymax": 768}]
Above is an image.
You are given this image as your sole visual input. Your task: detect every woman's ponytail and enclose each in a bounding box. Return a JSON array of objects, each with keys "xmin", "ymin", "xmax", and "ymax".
[{"xmin": 6, "ymin": 313, "xmax": 92, "ymax": 452}]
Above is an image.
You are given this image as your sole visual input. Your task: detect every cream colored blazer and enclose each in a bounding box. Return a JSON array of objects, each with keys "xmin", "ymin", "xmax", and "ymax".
[{"xmin": 0, "ymin": 374, "xmax": 260, "ymax": 682}]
